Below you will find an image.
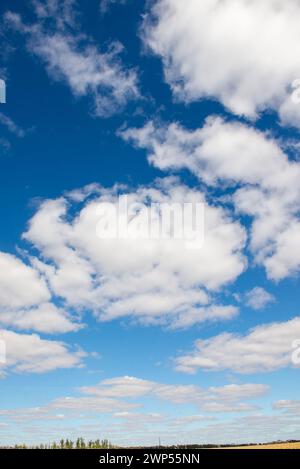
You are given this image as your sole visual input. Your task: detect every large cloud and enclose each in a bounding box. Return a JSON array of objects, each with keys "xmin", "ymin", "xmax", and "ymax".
[
  {"xmin": 23, "ymin": 179, "xmax": 245, "ymax": 327},
  {"xmin": 121, "ymin": 118, "xmax": 300, "ymax": 280},
  {"xmin": 144, "ymin": 0, "xmax": 300, "ymax": 125},
  {"xmin": 175, "ymin": 317, "xmax": 300, "ymax": 374}
]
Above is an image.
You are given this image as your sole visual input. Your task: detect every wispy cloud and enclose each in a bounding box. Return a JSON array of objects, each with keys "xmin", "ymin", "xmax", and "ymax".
[
  {"xmin": 0, "ymin": 112, "xmax": 25, "ymax": 137},
  {"xmin": 5, "ymin": 0, "xmax": 139, "ymax": 117}
]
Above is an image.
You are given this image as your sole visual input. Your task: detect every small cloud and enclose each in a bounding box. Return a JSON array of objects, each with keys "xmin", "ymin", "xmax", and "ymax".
[
  {"xmin": 245, "ymin": 287, "xmax": 275, "ymax": 311},
  {"xmin": 100, "ymin": 0, "xmax": 128, "ymax": 15},
  {"xmin": 0, "ymin": 112, "xmax": 25, "ymax": 137}
]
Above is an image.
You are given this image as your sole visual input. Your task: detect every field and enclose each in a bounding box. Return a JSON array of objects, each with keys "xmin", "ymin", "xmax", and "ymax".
[{"xmin": 227, "ymin": 442, "xmax": 300, "ymax": 449}]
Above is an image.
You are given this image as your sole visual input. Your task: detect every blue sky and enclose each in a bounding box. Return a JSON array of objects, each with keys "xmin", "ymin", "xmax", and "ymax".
[{"xmin": 1, "ymin": 0, "xmax": 300, "ymax": 446}]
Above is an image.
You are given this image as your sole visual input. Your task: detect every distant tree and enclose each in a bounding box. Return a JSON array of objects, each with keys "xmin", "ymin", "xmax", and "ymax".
[
  {"xmin": 79, "ymin": 437, "xmax": 85, "ymax": 449},
  {"xmin": 101, "ymin": 439, "xmax": 109, "ymax": 449}
]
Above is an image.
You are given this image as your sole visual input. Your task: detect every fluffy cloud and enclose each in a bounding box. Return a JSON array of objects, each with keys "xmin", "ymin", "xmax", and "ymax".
[
  {"xmin": 0, "ymin": 329, "xmax": 85, "ymax": 375},
  {"xmin": 175, "ymin": 317, "xmax": 300, "ymax": 374},
  {"xmin": 23, "ymin": 179, "xmax": 245, "ymax": 327},
  {"xmin": 245, "ymin": 287, "xmax": 275, "ymax": 311},
  {"xmin": 121, "ymin": 117, "xmax": 300, "ymax": 280},
  {"xmin": 0, "ymin": 303, "xmax": 82, "ymax": 334},
  {"xmin": 121, "ymin": 118, "xmax": 299, "ymax": 191},
  {"xmin": 144, "ymin": 0, "xmax": 300, "ymax": 125},
  {"xmin": 5, "ymin": 0, "xmax": 139, "ymax": 117},
  {"xmin": 0, "ymin": 252, "xmax": 50, "ymax": 309},
  {"xmin": 0, "ymin": 252, "xmax": 81, "ymax": 334}
]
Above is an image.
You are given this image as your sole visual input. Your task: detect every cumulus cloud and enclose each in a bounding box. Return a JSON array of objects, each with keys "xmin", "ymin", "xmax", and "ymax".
[
  {"xmin": 175, "ymin": 317, "xmax": 300, "ymax": 374},
  {"xmin": 144, "ymin": 0, "xmax": 300, "ymax": 125},
  {"xmin": 0, "ymin": 252, "xmax": 81, "ymax": 334},
  {"xmin": 0, "ymin": 252, "xmax": 50, "ymax": 309},
  {"xmin": 245, "ymin": 287, "xmax": 275, "ymax": 311},
  {"xmin": 0, "ymin": 303, "xmax": 82, "ymax": 334},
  {"xmin": 22, "ymin": 178, "xmax": 245, "ymax": 327},
  {"xmin": 5, "ymin": 0, "xmax": 139, "ymax": 117},
  {"xmin": 121, "ymin": 117, "xmax": 300, "ymax": 280},
  {"xmin": 0, "ymin": 329, "xmax": 85, "ymax": 375}
]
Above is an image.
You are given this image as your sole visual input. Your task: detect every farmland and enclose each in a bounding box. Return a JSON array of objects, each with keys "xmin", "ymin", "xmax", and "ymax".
[{"xmin": 227, "ymin": 442, "xmax": 300, "ymax": 449}]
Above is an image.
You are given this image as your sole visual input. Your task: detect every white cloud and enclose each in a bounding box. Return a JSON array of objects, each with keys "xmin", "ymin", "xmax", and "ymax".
[
  {"xmin": 245, "ymin": 287, "xmax": 275, "ymax": 311},
  {"xmin": 6, "ymin": 375, "xmax": 300, "ymax": 446},
  {"xmin": 32, "ymin": 0, "xmax": 77, "ymax": 29},
  {"xmin": 144, "ymin": 0, "xmax": 300, "ymax": 125},
  {"xmin": 262, "ymin": 220, "xmax": 300, "ymax": 279},
  {"xmin": 121, "ymin": 118, "xmax": 300, "ymax": 280},
  {"xmin": 175, "ymin": 317, "xmax": 300, "ymax": 374},
  {"xmin": 0, "ymin": 375, "xmax": 270, "ymax": 448},
  {"xmin": 0, "ymin": 303, "xmax": 82, "ymax": 334},
  {"xmin": 174, "ymin": 412, "xmax": 300, "ymax": 446},
  {"xmin": 30, "ymin": 35, "xmax": 138, "ymax": 118},
  {"xmin": 49, "ymin": 395, "xmax": 137, "ymax": 413},
  {"xmin": 273, "ymin": 400, "xmax": 300, "ymax": 414},
  {"xmin": 0, "ymin": 329, "xmax": 85, "ymax": 375},
  {"xmin": 169, "ymin": 305, "xmax": 239, "ymax": 330},
  {"xmin": 0, "ymin": 252, "xmax": 81, "ymax": 334},
  {"xmin": 0, "ymin": 252, "xmax": 50, "ymax": 309},
  {"xmin": 5, "ymin": 0, "xmax": 139, "ymax": 117},
  {"xmin": 121, "ymin": 118, "xmax": 299, "ymax": 192},
  {"xmin": 80, "ymin": 376, "xmax": 268, "ymax": 413},
  {"xmin": 0, "ymin": 375, "xmax": 266, "ymax": 417},
  {"xmin": 23, "ymin": 179, "xmax": 246, "ymax": 327}
]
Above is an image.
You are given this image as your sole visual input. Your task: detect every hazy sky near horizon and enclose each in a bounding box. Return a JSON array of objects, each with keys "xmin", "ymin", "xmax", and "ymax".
[{"xmin": 1, "ymin": 0, "xmax": 300, "ymax": 446}]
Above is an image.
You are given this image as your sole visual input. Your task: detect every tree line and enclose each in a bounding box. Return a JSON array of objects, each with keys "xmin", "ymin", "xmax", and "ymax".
[{"xmin": 9, "ymin": 438, "xmax": 113, "ymax": 449}]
